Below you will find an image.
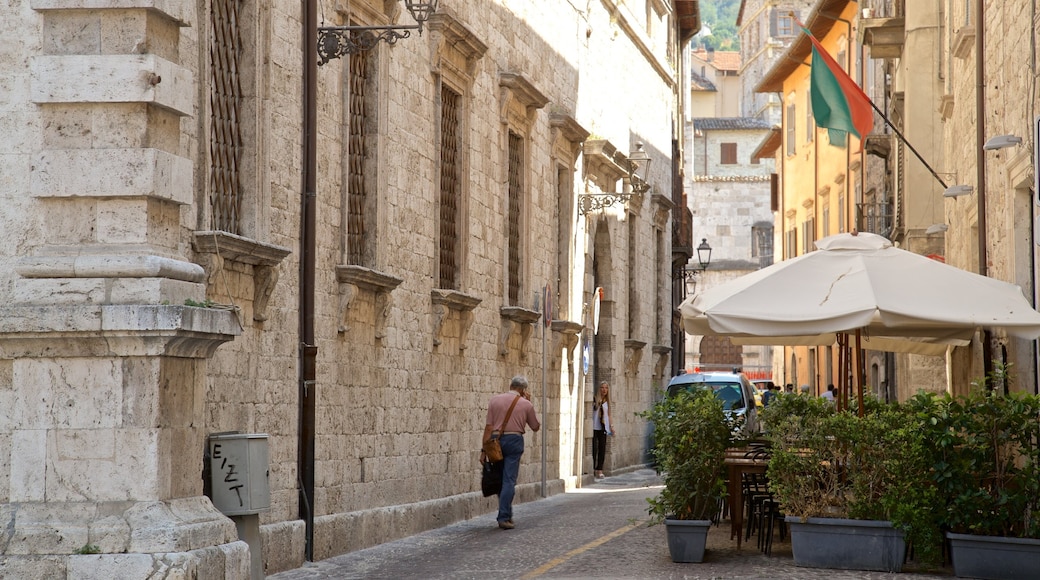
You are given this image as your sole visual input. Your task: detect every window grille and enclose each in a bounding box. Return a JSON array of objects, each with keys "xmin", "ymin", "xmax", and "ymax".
[
  {"xmin": 507, "ymin": 131, "xmax": 523, "ymax": 305},
  {"xmin": 438, "ymin": 86, "xmax": 461, "ymax": 289},
  {"xmin": 209, "ymin": 0, "xmax": 243, "ymax": 234},
  {"xmin": 347, "ymin": 46, "xmax": 370, "ymax": 265},
  {"xmin": 751, "ymin": 225, "xmax": 774, "ymax": 258}
]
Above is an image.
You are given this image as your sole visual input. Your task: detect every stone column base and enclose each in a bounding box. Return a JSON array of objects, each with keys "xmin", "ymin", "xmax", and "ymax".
[{"xmin": 0, "ymin": 497, "xmax": 250, "ymax": 579}]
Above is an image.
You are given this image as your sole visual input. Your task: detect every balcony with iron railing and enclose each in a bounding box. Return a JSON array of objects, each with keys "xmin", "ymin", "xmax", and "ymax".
[
  {"xmin": 672, "ymin": 205, "xmax": 694, "ymax": 259},
  {"xmin": 856, "ymin": 200, "xmax": 894, "ymax": 238}
]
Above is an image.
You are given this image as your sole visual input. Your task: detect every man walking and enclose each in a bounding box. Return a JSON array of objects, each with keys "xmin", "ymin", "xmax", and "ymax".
[{"xmin": 481, "ymin": 375, "xmax": 540, "ymax": 529}]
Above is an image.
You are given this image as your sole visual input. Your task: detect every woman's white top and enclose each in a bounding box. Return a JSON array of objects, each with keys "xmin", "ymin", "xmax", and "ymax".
[{"xmin": 593, "ymin": 401, "xmax": 611, "ymax": 433}]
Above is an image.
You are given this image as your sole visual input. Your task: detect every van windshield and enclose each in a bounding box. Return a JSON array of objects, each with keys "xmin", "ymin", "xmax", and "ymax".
[{"xmin": 667, "ymin": 381, "xmax": 746, "ymax": 411}]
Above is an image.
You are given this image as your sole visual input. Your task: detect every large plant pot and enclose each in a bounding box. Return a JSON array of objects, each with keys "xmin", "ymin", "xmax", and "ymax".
[
  {"xmin": 664, "ymin": 518, "xmax": 711, "ymax": 563},
  {"xmin": 947, "ymin": 532, "xmax": 1040, "ymax": 579},
  {"xmin": 786, "ymin": 516, "xmax": 906, "ymax": 572}
]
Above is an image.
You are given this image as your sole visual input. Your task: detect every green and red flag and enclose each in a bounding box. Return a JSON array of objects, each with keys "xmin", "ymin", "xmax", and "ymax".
[{"xmin": 803, "ymin": 26, "xmax": 874, "ymax": 147}]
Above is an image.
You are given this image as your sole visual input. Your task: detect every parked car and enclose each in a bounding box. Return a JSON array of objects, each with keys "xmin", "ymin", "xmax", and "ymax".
[{"xmin": 665, "ymin": 371, "xmax": 761, "ymax": 435}]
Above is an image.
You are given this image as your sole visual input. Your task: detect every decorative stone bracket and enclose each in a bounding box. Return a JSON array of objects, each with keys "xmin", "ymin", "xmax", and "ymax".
[
  {"xmin": 499, "ymin": 306, "xmax": 541, "ymax": 359},
  {"xmin": 336, "ymin": 265, "xmax": 403, "ymax": 337},
  {"xmin": 624, "ymin": 339, "xmax": 647, "ymax": 376},
  {"xmin": 651, "ymin": 193, "xmax": 674, "ymax": 229},
  {"xmin": 193, "ymin": 231, "xmax": 291, "ymax": 322},
  {"xmin": 652, "ymin": 344, "xmax": 672, "ymax": 379},
  {"xmin": 431, "ymin": 289, "xmax": 482, "ymax": 350},
  {"xmin": 499, "ymin": 72, "xmax": 549, "ymax": 128},
  {"xmin": 551, "ymin": 320, "xmax": 584, "ymax": 360}
]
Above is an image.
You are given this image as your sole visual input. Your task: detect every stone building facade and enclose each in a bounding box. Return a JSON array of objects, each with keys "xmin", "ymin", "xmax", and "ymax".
[
  {"xmin": 737, "ymin": 0, "xmax": 815, "ymax": 124},
  {"xmin": 684, "ymin": 117, "xmax": 775, "ymax": 376},
  {"xmin": 929, "ymin": 0, "xmax": 1039, "ymax": 395},
  {"xmin": 0, "ymin": 0, "xmax": 700, "ymax": 577}
]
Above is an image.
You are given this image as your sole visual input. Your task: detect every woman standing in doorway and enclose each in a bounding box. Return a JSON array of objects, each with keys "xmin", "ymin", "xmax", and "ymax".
[{"xmin": 592, "ymin": 381, "xmax": 614, "ymax": 479}]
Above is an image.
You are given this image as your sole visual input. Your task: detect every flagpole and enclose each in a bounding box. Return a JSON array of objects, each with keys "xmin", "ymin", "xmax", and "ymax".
[
  {"xmin": 797, "ymin": 20, "xmax": 949, "ymax": 190},
  {"xmin": 863, "ymin": 99, "xmax": 949, "ymax": 190}
]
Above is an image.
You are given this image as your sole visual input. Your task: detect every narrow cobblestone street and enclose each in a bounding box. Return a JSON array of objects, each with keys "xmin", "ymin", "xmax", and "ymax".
[{"xmin": 268, "ymin": 469, "xmax": 953, "ymax": 579}]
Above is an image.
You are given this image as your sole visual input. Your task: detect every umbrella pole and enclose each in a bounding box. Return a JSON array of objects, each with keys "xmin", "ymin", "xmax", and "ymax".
[
  {"xmin": 855, "ymin": 329, "xmax": 865, "ymax": 417},
  {"xmin": 836, "ymin": 333, "xmax": 846, "ymax": 412}
]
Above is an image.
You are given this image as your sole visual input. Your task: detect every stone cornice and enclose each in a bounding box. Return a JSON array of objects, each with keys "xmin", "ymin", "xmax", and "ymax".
[{"xmin": 0, "ymin": 304, "xmax": 241, "ymax": 358}]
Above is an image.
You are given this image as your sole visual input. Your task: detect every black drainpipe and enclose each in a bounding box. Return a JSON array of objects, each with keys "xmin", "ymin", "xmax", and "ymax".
[
  {"xmin": 300, "ymin": 0, "xmax": 318, "ymax": 561},
  {"xmin": 975, "ymin": 0, "xmax": 993, "ymax": 381}
]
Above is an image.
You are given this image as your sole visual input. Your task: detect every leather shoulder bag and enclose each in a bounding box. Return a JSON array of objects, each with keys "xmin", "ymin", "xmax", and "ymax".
[{"xmin": 483, "ymin": 394, "xmax": 521, "ymax": 462}]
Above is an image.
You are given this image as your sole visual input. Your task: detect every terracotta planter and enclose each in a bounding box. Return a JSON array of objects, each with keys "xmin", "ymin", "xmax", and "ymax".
[
  {"xmin": 947, "ymin": 532, "xmax": 1040, "ymax": 580},
  {"xmin": 786, "ymin": 516, "xmax": 906, "ymax": 572},
  {"xmin": 664, "ymin": 518, "xmax": 711, "ymax": 563}
]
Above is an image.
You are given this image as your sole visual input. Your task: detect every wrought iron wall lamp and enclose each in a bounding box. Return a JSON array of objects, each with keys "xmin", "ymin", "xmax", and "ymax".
[
  {"xmin": 675, "ymin": 238, "xmax": 712, "ymax": 298},
  {"xmin": 681, "ymin": 238, "xmax": 712, "ymax": 278},
  {"xmin": 577, "ymin": 142, "xmax": 652, "ymax": 214},
  {"xmin": 318, "ymin": 0, "xmax": 439, "ymax": 65}
]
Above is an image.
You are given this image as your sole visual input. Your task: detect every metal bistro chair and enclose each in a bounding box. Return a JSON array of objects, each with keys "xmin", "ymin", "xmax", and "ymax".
[{"xmin": 741, "ymin": 470, "xmax": 771, "ymax": 542}]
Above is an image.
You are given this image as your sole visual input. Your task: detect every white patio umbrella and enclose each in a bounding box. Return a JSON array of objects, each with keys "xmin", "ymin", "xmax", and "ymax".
[
  {"xmin": 681, "ymin": 231, "xmax": 1040, "ymax": 346},
  {"xmin": 680, "ymin": 231, "xmax": 1040, "ymax": 408}
]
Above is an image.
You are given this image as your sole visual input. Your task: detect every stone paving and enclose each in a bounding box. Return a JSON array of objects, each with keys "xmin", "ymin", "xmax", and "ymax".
[{"xmin": 268, "ymin": 469, "xmax": 954, "ymax": 579}]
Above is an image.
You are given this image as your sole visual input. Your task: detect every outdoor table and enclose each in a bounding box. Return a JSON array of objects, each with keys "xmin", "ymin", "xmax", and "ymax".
[{"xmin": 723, "ymin": 451, "xmax": 768, "ymax": 548}]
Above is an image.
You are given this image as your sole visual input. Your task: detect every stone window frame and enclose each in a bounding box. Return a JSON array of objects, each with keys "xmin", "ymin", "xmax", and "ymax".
[
  {"xmin": 195, "ymin": 0, "xmax": 290, "ymax": 323},
  {"xmin": 426, "ymin": 10, "xmax": 487, "ymax": 352},
  {"xmin": 321, "ymin": 2, "xmax": 404, "ymax": 336},
  {"xmin": 548, "ymin": 112, "xmax": 588, "ymax": 367},
  {"xmin": 651, "ymin": 192, "xmax": 673, "ymax": 349},
  {"xmin": 498, "ymin": 72, "xmax": 548, "ymax": 359}
]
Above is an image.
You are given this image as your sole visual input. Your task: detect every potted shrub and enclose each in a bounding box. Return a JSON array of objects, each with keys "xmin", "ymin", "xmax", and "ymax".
[
  {"xmin": 911, "ymin": 365, "xmax": 1040, "ymax": 579},
  {"xmin": 762, "ymin": 394, "xmax": 941, "ymax": 572},
  {"xmin": 640, "ymin": 387, "xmax": 732, "ymax": 563}
]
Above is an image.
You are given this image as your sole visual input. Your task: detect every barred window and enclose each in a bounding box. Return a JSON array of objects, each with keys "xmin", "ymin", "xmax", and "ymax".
[
  {"xmin": 347, "ymin": 46, "xmax": 371, "ymax": 266},
  {"xmin": 438, "ymin": 85, "xmax": 462, "ymax": 289},
  {"xmin": 507, "ymin": 131, "xmax": 524, "ymax": 305},
  {"xmin": 209, "ymin": 0, "xmax": 243, "ymax": 234},
  {"xmin": 751, "ymin": 224, "xmax": 773, "ymax": 258}
]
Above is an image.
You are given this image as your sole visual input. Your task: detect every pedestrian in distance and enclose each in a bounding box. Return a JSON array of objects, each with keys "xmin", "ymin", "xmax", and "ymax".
[
  {"xmin": 821, "ymin": 384, "xmax": 836, "ymax": 403},
  {"xmin": 592, "ymin": 381, "xmax": 614, "ymax": 479},
  {"xmin": 761, "ymin": 381, "xmax": 778, "ymax": 406},
  {"xmin": 481, "ymin": 375, "xmax": 540, "ymax": 530}
]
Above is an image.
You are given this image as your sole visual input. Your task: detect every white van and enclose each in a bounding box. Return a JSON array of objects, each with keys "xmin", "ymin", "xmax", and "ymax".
[{"xmin": 665, "ymin": 371, "xmax": 761, "ymax": 435}]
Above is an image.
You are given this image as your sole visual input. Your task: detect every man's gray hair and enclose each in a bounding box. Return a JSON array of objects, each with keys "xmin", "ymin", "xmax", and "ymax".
[{"xmin": 510, "ymin": 375, "xmax": 529, "ymax": 390}]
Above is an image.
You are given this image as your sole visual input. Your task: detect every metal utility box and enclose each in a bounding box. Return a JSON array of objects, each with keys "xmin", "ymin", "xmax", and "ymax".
[{"xmin": 207, "ymin": 433, "xmax": 270, "ymax": 516}]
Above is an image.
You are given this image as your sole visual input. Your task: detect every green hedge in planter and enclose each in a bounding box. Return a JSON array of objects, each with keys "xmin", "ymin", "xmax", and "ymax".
[
  {"xmin": 761, "ymin": 394, "xmax": 943, "ymax": 563},
  {"xmin": 640, "ymin": 388, "xmax": 733, "ymax": 523},
  {"xmin": 909, "ymin": 380, "xmax": 1040, "ymax": 540}
]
